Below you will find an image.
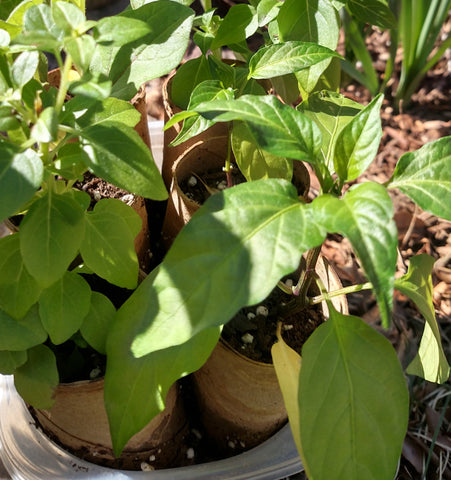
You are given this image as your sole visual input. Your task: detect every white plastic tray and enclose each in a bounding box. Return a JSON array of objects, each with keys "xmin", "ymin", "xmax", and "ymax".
[{"xmin": 0, "ymin": 375, "xmax": 303, "ymax": 479}]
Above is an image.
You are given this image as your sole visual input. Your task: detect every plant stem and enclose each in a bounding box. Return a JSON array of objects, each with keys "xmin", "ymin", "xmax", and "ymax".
[
  {"xmin": 224, "ymin": 123, "xmax": 233, "ymax": 187},
  {"xmin": 55, "ymin": 54, "xmax": 73, "ymax": 114},
  {"xmin": 309, "ymin": 282, "xmax": 373, "ymax": 306},
  {"xmin": 293, "ymin": 246, "xmax": 321, "ymax": 301}
]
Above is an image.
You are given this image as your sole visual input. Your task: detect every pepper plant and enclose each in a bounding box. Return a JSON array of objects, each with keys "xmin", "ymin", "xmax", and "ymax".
[
  {"xmin": 106, "ymin": 86, "xmax": 451, "ymax": 478},
  {"xmin": 0, "ymin": 0, "xmax": 193, "ymax": 406}
]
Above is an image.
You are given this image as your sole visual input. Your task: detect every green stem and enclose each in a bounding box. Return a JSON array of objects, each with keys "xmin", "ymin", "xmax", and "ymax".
[
  {"xmin": 224, "ymin": 123, "xmax": 233, "ymax": 187},
  {"xmin": 54, "ymin": 54, "xmax": 73, "ymax": 114},
  {"xmin": 309, "ymin": 282, "xmax": 373, "ymax": 306}
]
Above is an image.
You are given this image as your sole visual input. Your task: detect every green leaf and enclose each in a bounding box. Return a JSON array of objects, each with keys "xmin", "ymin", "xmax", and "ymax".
[
  {"xmin": 51, "ymin": 142, "xmax": 89, "ymax": 179},
  {"xmin": 313, "ymin": 182, "xmax": 397, "ymax": 327},
  {"xmin": 51, "ymin": 1, "xmax": 85, "ymax": 33},
  {"xmin": 334, "ymin": 93, "xmax": 384, "ymax": 182},
  {"xmin": 271, "ymin": 326, "xmax": 302, "ymax": 458},
  {"xmin": 0, "ymin": 234, "xmax": 42, "ymax": 319},
  {"xmin": 395, "ymin": 254, "xmax": 450, "ymax": 383},
  {"xmin": 127, "ymin": 178, "xmax": 326, "ymax": 358},
  {"xmin": 14, "ymin": 344, "xmax": 59, "ymax": 409},
  {"xmin": 298, "ymin": 91, "xmax": 363, "ymax": 174},
  {"xmin": 0, "ymin": 145, "xmax": 43, "ymax": 223},
  {"xmin": 94, "ymin": 16, "xmax": 153, "ymax": 45},
  {"xmin": 0, "ymin": 350, "xmax": 27, "ymax": 375},
  {"xmin": 170, "ymin": 80, "xmax": 235, "ymax": 147},
  {"xmin": 31, "ymin": 106, "xmax": 57, "ymax": 143},
  {"xmin": 0, "ymin": 304, "xmax": 47, "ymax": 351},
  {"xmin": 249, "ymin": 41, "xmax": 340, "ymax": 80},
  {"xmin": 80, "ymin": 291, "xmax": 116, "ymax": 355},
  {"xmin": 210, "ymin": 4, "xmax": 258, "ymax": 50},
  {"xmin": 11, "ymin": 49, "xmax": 39, "ymax": 87},
  {"xmin": 38, "ymin": 271, "xmax": 91, "ymax": 344},
  {"xmin": 65, "ymin": 34, "xmax": 96, "ymax": 72},
  {"xmin": 105, "ymin": 325, "xmax": 220, "ymax": 456},
  {"xmin": 91, "ymin": 1, "xmax": 194, "ymax": 100},
  {"xmin": 298, "ymin": 309, "xmax": 409, "ymax": 480},
  {"xmin": 347, "ymin": 0, "xmax": 396, "ymax": 29},
  {"xmin": 170, "ymin": 55, "xmax": 212, "ymax": 110},
  {"xmin": 20, "ymin": 189, "xmax": 86, "ymax": 287},
  {"xmin": 80, "ymin": 122, "xmax": 167, "ymax": 200},
  {"xmin": 80, "ymin": 199, "xmax": 141, "ymax": 289},
  {"xmin": 195, "ymin": 94, "xmax": 322, "ymax": 165},
  {"xmin": 278, "ymin": 0, "xmax": 340, "ymax": 93},
  {"xmin": 231, "ymin": 121, "xmax": 293, "ymax": 181},
  {"xmin": 256, "ymin": 0, "xmax": 282, "ymax": 27},
  {"xmin": 388, "ymin": 136, "xmax": 451, "ymax": 221}
]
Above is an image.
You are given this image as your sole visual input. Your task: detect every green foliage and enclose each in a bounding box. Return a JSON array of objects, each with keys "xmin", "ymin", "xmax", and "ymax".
[{"xmin": 298, "ymin": 308, "xmax": 409, "ymax": 479}]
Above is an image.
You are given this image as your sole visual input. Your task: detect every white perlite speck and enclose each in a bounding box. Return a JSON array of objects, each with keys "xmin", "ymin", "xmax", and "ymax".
[
  {"xmin": 187, "ymin": 175, "xmax": 197, "ymax": 187},
  {"xmin": 186, "ymin": 448, "xmax": 195, "ymax": 459},
  {"xmin": 140, "ymin": 462, "xmax": 154, "ymax": 471},
  {"xmin": 256, "ymin": 305, "xmax": 269, "ymax": 316},
  {"xmin": 241, "ymin": 333, "xmax": 254, "ymax": 344}
]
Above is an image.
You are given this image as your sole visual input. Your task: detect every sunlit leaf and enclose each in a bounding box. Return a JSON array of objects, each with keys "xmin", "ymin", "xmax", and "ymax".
[
  {"xmin": 389, "ymin": 136, "xmax": 451, "ymax": 221},
  {"xmin": 127, "ymin": 178, "xmax": 325, "ymax": 358},
  {"xmin": 313, "ymin": 182, "xmax": 397, "ymax": 327},
  {"xmin": 396, "ymin": 254, "xmax": 450, "ymax": 383}
]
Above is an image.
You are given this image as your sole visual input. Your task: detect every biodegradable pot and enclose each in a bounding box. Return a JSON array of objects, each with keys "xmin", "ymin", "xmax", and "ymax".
[
  {"xmin": 190, "ymin": 256, "xmax": 348, "ymax": 456},
  {"xmin": 161, "ymin": 136, "xmax": 310, "ymax": 248},
  {"xmin": 30, "ymin": 378, "xmax": 187, "ymax": 471},
  {"xmin": 162, "ymin": 72, "xmax": 229, "ymax": 190}
]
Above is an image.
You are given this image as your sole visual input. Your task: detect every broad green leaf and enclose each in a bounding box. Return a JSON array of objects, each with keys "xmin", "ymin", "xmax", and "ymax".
[
  {"xmin": 65, "ymin": 34, "xmax": 96, "ymax": 72},
  {"xmin": 195, "ymin": 94, "xmax": 323, "ymax": 165},
  {"xmin": 80, "ymin": 199, "xmax": 141, "ymax": 289},
  {"xmin": 299, "ymin": 309, "xmax": 409, "ymax": 480},
  {"xmin": 71, "ymin": 96, "xmax": 141, "ymax": 129},
  {"xmin": 80, "ymin": 122, "xmax": 167, "ymax": 200},
  {"xmin": 299, "ymin": 91, "xmax": 363, "ymax": 173},
  {"xmin": 31, "ymin": 106, "xmax": 57, "ymax": 143},
  {"xmin": 106, "ymin": 325, "xmax": 220, "ymax": 456},
  {"xmin": 94, "ymin": 16, "xmax": 152, "ymax": 46},
  {"xmin": 0, "ymin": 350, "xmax": 27, "ymax": 374},
  {"xmin": 271, "ymin": 325, "xmax": 302, "ymax": 457},
  {"xmin": 313, "ymin": 182, "xmax": 397, "ymax": 327},
  {"xmin": 51, "ymin": 1, "xmax": 85, "ymax": 33},
  {"xmin": 14, "ymin": 344, "xmax": 58, "ymax": 409},
  {"xmin": 270, "ymin": 73, "xmax": 300, "ymax": 105},
  {"xmin": 170, "ymin": 55, "xmax": 212, "ymax": 110},
  {"xmin": 0, "ymin": 0, "xmax": 23, "ymax": 20},
  {"xmin": 388, "ymin": 136, "xmax": 451, "ymax": 221},
  {"xmin": 91, "ymin": 1, "xmax": 194, "ymax": 100},
  {"xmin": 170, "ymin": 80, "xmax": 235, "ymax": 147},
  {"xmin": 334, "ymin": 94, "xmax": 384, "ymax": 182},
  {"xmin": 347, "ymin": 0, "xmax": 396, "ymax": 29},
  {"xmin": 38, "ymin": 271, "xmax": 91, "ymax": 344},
  {"xmin": 20, "ymin": 189, "xmax": 86, "ymax": 287},
  {"xmin": 11, "ymin": 50, "xmax": 38, "ymax": 87},
  {"xmin": 249, "ymin": 41, "xmax": 340, "ymax": 80},
  {"xmin": 0, "ymin": 304, "xmax": 47, "ymax": 351},
  {"xmin": 278, "ymin": 0, "xmax": 340, "ymax": 93},
  {"xmin": 127, "ymin": 178, "xmax": 326, "ymax": 358},
  {"xmin": 231, "ymin": 121, "xmax": 292, "ymax": 181},
  {"xmin": 0, "ymin": 145, "xmax": 43, "ymax": 223},
  {"xmin": 396, "ymin": 254, "xmax": 450, "ymax": 383},
  {"xmin": 16, "ymin": 4, "xmax": 63, "ymax": 51},
  {"xmin": 4, "ymin": 0, "xmax": 44, "ymax": 34},
  {"xmin": 0, "ymin": 234, "xmax": 42, "ymax": 319},
  {"xmin": 210, "ymin": 4, "xmax": 258, "ymax": 50},
  {"xmin": 50, "ymin": 142, "xmax": 89, "ymax": 179},
  {"xmin": 80, "ymin": 291, "xmax": 116, "ymax": 355},
  {"xmin": 256, "ymin": 0, "xmax": 282, "ymax": 26}
]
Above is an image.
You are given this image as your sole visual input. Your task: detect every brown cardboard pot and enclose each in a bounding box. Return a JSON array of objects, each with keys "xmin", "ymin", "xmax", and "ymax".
[
  {"xmin": 162, "ymin": 71, "xmax": 229, "ymax": 190},
  {"xmin": 30, "ymin": 379, "xmax": 187, "ymax": 470},
  {"xmin": 190, "ymin": 256, "xmax": 348, "ymax": 456},
  {"xmin": 161, "ymin": 136, "xmax": 310, "ymax": 248}
]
